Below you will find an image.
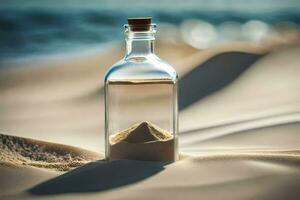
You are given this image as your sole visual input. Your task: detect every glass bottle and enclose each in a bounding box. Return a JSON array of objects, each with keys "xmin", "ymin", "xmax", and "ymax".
[{"xmin": 104, "ymin": 17, "xmax": 178, "ymax": 162}]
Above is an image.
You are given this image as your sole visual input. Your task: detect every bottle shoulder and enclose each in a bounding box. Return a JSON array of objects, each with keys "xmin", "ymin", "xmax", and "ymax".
[{"xmin": 105, "ymin": 55, "xmax": 178, "ymax": 83}]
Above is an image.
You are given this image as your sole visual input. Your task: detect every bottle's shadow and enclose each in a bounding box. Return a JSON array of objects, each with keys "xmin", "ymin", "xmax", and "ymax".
[{"xmin": 29, "ymin": 160, "xmax": 167, "ymax": 195}]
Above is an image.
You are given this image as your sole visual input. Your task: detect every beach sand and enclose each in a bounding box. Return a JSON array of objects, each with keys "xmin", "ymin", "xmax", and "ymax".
[{"xmin": 1, "ymin": 41, "xmax": 300, "ymax": 199}]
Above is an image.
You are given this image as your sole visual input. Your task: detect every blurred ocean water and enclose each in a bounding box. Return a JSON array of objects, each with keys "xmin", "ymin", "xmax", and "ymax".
[{"xmin": 0, "ymin": 3, "xmax": 300, "ymax": 60}]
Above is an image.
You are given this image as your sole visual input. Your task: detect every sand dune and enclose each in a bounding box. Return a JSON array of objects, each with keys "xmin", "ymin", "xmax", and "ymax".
[
  {"xmin": 179, "ymin": 51, "xmax": 263, "ymax": 110},
  {"xmin": 180, "ymin": 46, "xmax": 300, "ymax": 131},
  {"xmin": 0, "ymin": 133, "xmax": 103, "ymax": 171},
  {"xmin": 1, "ymin": 42, "xmax": 300, "ymax": 199}
]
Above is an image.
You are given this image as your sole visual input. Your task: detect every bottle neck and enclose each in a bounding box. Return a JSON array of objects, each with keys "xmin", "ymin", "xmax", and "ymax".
[
  {"xmin": 124, "ymin": 24, "xmax": 156, "ymax": 59},
  {"xmin": 125, "ymin": 38, "xmax": 154, "ymax": 58}
]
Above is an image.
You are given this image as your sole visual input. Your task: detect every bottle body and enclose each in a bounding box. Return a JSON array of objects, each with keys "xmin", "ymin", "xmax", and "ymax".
[{"xmin": 104, "ymin": 20, "xmax": 178, "ymax": 161}]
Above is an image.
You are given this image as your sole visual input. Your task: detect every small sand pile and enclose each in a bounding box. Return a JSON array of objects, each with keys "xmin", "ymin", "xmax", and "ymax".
[
  {"xmin": 0, "ymin": 133, "xmax": 103, "ymax": 171},
  {"xmin": 109, "ymin": 121, "xmax": 176, "ymax": 161}
]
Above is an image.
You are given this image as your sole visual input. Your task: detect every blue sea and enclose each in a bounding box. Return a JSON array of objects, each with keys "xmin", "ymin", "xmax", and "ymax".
[{"xmin": 0, "ymin": 0, "xmax": 300, "ymax": 60}]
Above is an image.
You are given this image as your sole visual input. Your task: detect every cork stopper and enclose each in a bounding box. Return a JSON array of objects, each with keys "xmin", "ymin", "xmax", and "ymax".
[{"xmin": 127, "ymin": 17, "xmax": 152, "ymax": 31}]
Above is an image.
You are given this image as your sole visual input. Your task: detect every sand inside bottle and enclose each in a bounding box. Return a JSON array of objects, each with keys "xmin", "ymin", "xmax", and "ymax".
[{"xmin": 109, "ymin": 121, "xmax": 175, "ymax": 161}]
